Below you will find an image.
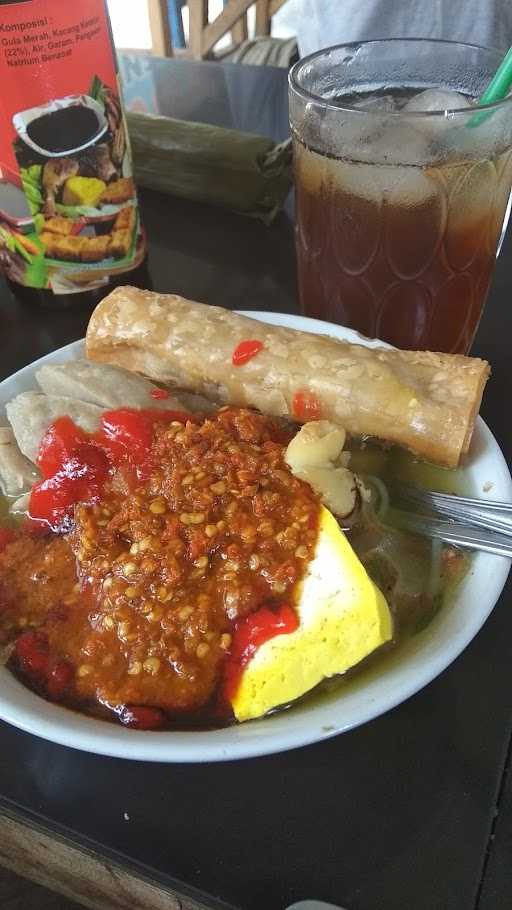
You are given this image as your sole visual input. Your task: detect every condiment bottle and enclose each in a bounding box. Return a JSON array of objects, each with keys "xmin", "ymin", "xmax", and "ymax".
[{"xmin": 0, "ymin": 0, "xmax": 148, "ymax": 308}]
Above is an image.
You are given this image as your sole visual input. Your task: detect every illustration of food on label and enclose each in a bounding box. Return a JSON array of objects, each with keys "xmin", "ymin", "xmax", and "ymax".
[{"xmin": 0, "ymin": 2, "xmax": 145, "ymax": 294}]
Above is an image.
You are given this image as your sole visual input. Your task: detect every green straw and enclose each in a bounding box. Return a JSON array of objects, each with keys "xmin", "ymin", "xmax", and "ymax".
[{"xmin": 468, "ymin": 45, "xmax": 512, "ymax": 127}]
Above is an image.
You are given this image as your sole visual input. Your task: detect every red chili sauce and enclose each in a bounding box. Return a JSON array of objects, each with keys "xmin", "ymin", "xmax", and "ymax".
[
  {"xmin": 232, "ymin": 339, "xmax": 264, "ymax": 366},
  {"xmin": 0, "ymin": 407, "xmax": 320, "ymax": 729}
]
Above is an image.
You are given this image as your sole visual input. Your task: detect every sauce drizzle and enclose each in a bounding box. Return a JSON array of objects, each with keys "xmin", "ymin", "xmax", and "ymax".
[{"xmin": 232, "ymin": 340, "xmax": 264, "ymax": 366}]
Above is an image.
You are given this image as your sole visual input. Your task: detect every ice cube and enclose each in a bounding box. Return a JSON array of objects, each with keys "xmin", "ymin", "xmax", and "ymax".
[
  {"xmin": 319, "ymin": 107, "xmax": 378, "ymax": 159},
  {"xmin": 350, "ymin": 93, "xmax": 399, "ymax": 113},
  {"xmin": 403, "ymin": 89, "xmax": 471, "ymax": 113},
  {"xmin": 380, "ymin": 165, "xmax": 440, "ymax": 210},
  {"xmin": 364, "ymin": 123, "xmax": 433, "ymax": 166},
  {"xmin": 402, "ymin": 90, "xmax": 472, "ymax": 146}
]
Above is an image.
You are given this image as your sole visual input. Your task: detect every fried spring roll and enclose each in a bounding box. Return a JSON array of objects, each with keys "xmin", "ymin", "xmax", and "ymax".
[{"xmin": 86, "ymin": 287, "xmax": 490, "ymax": 467}]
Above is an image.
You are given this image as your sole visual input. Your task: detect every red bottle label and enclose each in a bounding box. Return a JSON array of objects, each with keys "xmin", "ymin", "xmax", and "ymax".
[{"xmin": 0, "ymin": 0, "xmax": 145, "ymax": 293}]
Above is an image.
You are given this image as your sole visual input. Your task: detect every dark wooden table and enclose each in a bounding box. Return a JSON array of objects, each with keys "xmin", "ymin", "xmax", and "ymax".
[{"xmin": 0, "ymin": 56, "xmax": 511, "ymax": 910}]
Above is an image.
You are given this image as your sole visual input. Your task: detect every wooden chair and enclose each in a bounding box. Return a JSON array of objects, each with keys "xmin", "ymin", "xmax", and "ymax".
[
  {"xmin": 148, "ymin": 0, "xmax": 174, "ymax": 56},
  {"xmin": 188, "ymin": 0, "xmax": 290, "ymax": 58},
  {"xmin": 147, "ymin": 0, "xmax": 290, "ymax": 60}
]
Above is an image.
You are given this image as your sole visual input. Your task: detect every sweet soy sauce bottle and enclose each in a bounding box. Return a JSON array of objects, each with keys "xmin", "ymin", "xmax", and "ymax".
[{"xmin": 0, "ymin": 0, "xmax": 148, "ymax": 307}]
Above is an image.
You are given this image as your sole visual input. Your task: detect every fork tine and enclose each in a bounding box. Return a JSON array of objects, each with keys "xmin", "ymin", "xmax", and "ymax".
[
  {"xmin": 396, "ymin": 484, "xmax": 512, "ymax": 512},
  {"xmin": 391, "ymin": 484, "xmax": 512, "ymax": 536},
  {"xmin": 393, "ymin": 511, "xmax": 512, "ymax": 558}
]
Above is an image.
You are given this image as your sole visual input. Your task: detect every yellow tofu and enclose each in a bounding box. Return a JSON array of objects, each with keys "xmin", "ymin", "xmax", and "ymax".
[
  {"xmin": 62, "ymin": 176, "xmax": 106, "ymax": 207},
  {"xmin": 230, "ymin": 506, "xmax": 393, "ymax": 722}
]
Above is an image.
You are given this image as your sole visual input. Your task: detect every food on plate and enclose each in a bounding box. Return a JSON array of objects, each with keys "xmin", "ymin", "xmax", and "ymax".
[
  {"xmin": 42, "ymin": 216, "xmax": 76, "ymax": 237},
  {"xmin": 102, "ymin": 87, "xmax": 126, "ymax": 168},
  {"xmin": 285, "ymin": 420, "xmax": 358, "ymax": 518},
  {"xmin": 6, "ymin": 392, "xmax": 102, "ymax": 463},
  {"xmin": 62, "ymin": 176, "xmax": 107, "ymax": 208},
  {"xmin": 42, "ymin": 157, "xmax": 79, "ymax": 217},
  {"xmin": 114, "ymin": 207, "xmax": 137, "ymax": 232},
  {"xmin": 9, "ymin": 492, "xmax": 30, "ymax": 515},
  {"xmin": 100, "ymin": 177, "xmax": 135, "ymax": 205},
  {"xmin": 0, "ymin": 428, "xmax": 37, "ymax": 497},
  {"xmin": 39, "ymin": 233, "xmax": 87, "ymax": 262},
  {"xmin": 39, "ymin": 233, "xmax": 72, "ymax": 262},
  {"xmin": 36, "ymin": 360, "xmax": 186, "ymax": 412},
  {"xmin": 1, "ymin": 362, "xmax": 213, "ymax": 507},
  {"xmin": 39, "ymin": 227, "xmax": 135, "ymax": 263},
  {"xmin": 0, "ymin": 395, "xmax": 394, "ymax": 728},
  {"xmin": 0, "ymin": 301, "xmax": 474, "ymax": 732},
  {"xmin": 80, "ymin": 236, "xmax": 112, "ymax": 263},
  {"xmin": 39, "ymin": 202, "xmax": 138, "ymax": 263},
  {"xmin": 86, "ymin": 287, "xmax": 489, "ymax": 468},
  {"xmin": 80, "ymin": 143, "xmax": 118, "ymax": 184},
  {"xmin": 230, "ymin": 507, "xmax": 391, "ymax": 722},
  {"xmin": 109, "ymin": 229, "xmax": 132, "ymax": 260}
]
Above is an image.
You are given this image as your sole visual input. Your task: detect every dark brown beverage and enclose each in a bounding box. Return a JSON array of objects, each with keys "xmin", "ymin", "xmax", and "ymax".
[
  {"xmin": 289, "ymin": 43, "xmax": 512, "ymax": 354},
  {"xmin": 294, "ymin": 133, "xmax": 512, "ymax": 352}
]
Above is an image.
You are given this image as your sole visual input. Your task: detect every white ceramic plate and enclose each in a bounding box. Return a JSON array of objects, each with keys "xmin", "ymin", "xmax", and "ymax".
[{"xmin": 0, "ymin": 312, "xmax": 510, "ymax": 762}]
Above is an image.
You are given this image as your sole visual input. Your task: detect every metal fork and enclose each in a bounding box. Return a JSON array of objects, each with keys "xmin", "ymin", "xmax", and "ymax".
[{"xmin": 390, "ymin": 484, "xmax": 512, "ymax": 558}]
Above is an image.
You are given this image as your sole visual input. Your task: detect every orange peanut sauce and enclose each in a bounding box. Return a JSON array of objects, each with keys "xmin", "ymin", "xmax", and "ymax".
[{"xmin": 0, "ymin": 407, "xmax": 320, "ymax": 729}]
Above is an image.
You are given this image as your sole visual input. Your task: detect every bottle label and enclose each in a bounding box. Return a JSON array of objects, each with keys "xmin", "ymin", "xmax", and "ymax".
[{"xmin": 0, "ymin": 0, "xmax": 145, "ymax": 293}]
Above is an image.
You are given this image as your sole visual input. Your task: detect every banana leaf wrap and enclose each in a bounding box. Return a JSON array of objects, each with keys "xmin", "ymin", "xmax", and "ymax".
[{"xmin": 127, "ymin": 111, "xmax": 292, "ymax": 224}]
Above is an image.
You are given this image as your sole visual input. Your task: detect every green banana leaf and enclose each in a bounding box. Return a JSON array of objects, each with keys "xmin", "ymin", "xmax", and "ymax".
[{"xmin": 127, "ymin": 111, "xmax": 292, "ymax": 225}]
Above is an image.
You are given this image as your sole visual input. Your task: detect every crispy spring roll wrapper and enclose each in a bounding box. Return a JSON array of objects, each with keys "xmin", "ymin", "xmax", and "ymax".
[{"xmin": 86, "ymin": 287, "xmax": 490, "ymax": 467}]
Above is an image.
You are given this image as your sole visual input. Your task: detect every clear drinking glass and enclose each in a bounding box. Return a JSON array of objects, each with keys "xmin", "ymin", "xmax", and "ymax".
[{"xmin": 289, "ymin": 39, "xmax": 512, "ymax": 353}]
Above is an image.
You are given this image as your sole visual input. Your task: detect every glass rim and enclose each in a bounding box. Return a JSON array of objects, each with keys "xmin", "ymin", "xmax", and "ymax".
[{"xmin": 288, "ymin": 37, "xmax": 512, "ymax": 118}]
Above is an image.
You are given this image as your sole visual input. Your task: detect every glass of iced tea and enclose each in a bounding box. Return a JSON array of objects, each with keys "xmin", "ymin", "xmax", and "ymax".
[{"xmin": 289, "ymin": 40, "xmax": 512, "ymax": 353}]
